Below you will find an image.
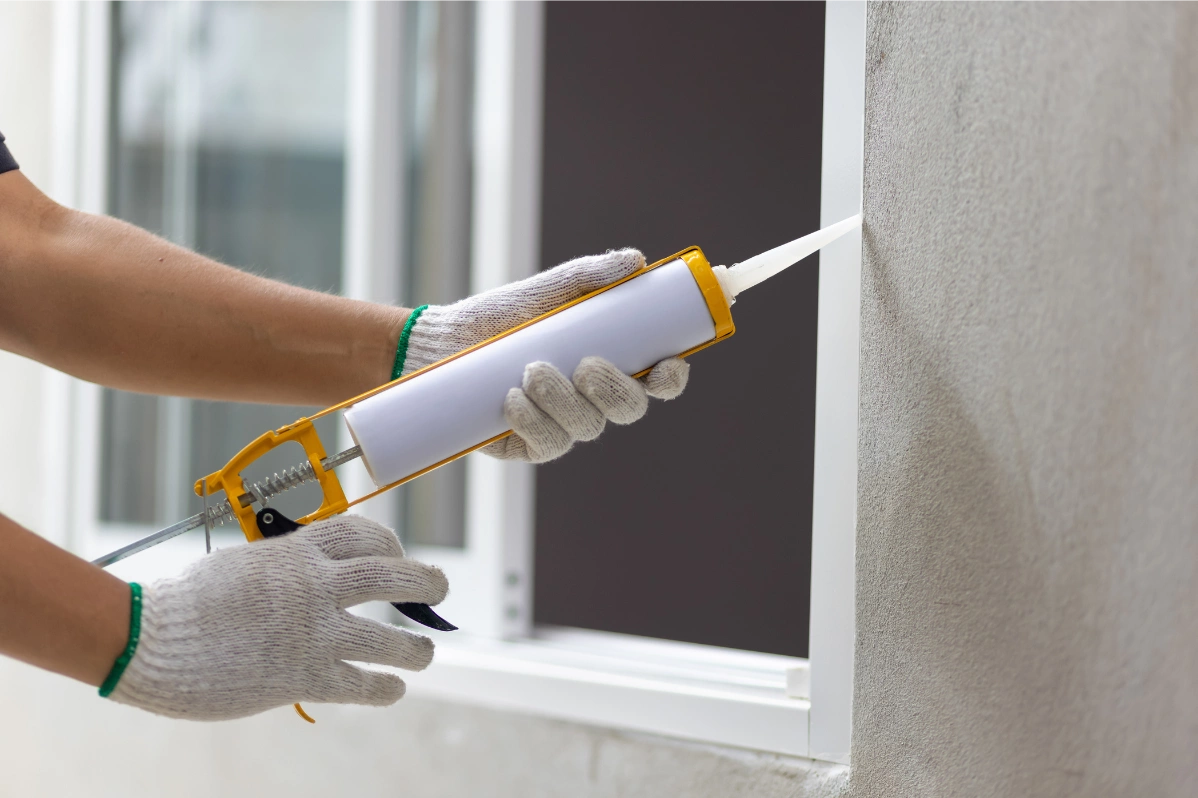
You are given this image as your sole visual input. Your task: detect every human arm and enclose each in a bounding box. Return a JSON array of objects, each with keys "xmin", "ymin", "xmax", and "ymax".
[
  {"xmin": 107, "ymin": 515, "xmax": 447, "ymax": 719},
  {"xmin": 0, "ymin": 512, "xmax": 131, "ymax": 686},
  {"xmin": 0, "ymin": 170, "xmax": 406, "ymax": 407},
  {"xmin": 0, "ymin": 510, "xmax": 447, "ymax": 718},
  {"xmin": 1, "ymin": 163, "xmax": 688, "ymax": 453},
  {"xmin": 0, "ymin": 169, "xmax": 687, "ymax": 439}
]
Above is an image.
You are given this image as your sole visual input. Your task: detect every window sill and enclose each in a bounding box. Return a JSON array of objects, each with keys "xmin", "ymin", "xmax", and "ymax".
[{"xmin": 403, "ymin": 626, "xmax": 811, "ymax": 756}]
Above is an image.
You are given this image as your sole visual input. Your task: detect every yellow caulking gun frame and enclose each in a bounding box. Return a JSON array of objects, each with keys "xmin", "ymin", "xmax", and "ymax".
[
  {"xmin": 98, "ymin": 245, "xmax": 735, "ymax": 726},
  {"xmin": 195, "ymin": 246, "xmax": 734, "ymax": 543}
]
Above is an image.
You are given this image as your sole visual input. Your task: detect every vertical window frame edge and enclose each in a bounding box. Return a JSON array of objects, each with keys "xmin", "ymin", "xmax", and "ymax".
[
  {"xmin": 807, "ymin": 0, "xmax": 866, "ymax": 766},
  {"xmin": 62, "ymin": 1, "xmax": 123, "ymax": 563}
]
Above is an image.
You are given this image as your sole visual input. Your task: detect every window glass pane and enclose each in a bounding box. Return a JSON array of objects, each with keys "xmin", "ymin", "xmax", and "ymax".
[
  {"xmin": 399, "ymin": 1, "xmax": 475, "ymax": 549},
  {"xmin": 535, "ymin": 2, "xmax": 825, "ymax": 658},
  {"xmin": 99, "ymin": 391, "xmax": 159, "ymax": 525},
  {"xmin": 102, "ymin": 1, "xmax": 348, "ymax": 527}
]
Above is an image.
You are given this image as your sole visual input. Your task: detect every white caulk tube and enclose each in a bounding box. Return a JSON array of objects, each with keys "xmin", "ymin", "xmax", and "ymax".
[{"xmin": 344, "ymin": 215, "xmax": 862, "ymax": 488}]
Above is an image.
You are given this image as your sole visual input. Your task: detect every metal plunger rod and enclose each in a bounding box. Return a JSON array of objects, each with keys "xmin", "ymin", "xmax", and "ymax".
[{"xmin": 91, "ymin": 446, "xmax": 363, "ymax": 568}]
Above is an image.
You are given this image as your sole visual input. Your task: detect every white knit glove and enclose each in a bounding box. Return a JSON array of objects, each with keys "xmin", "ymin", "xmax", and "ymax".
[
  {"xmin": 109, "ymin": 515, "xmax": 448, "ymax": 721},
  {"xmin": 400, "ymin": 249, "xmax": 690, "ymax": 463}
]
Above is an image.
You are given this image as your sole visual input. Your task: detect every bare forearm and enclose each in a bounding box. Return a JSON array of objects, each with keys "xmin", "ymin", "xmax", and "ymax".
[
  {"xmin": 0, "ymin": 171, "xmax": 408, "ymax": 407},
  {"xmin": 0, "ymin": 514, "xmax": 130, "ymax": 687}
]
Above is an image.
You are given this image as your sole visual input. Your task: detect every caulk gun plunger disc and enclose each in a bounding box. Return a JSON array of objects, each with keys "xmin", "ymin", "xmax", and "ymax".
[{"xmin": 724, "ymin": 214, "xmax": 862, "ymax": 297}]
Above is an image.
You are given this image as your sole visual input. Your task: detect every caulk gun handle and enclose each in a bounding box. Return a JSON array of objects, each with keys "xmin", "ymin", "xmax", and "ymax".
[{"xmin": 254, "ymin": 508, "xmax": 458, "ymax": 632}]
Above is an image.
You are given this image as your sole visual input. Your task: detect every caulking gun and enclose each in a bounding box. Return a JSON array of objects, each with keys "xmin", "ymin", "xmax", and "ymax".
[{"xmin": 94, "ymin": 214, "xmax": 862, "ymax": 630}]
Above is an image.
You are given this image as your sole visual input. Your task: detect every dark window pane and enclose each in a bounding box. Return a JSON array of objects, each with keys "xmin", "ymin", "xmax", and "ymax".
[{"xmin": 535, "ymin": 1, "xmax": 825, "ymax": 657}]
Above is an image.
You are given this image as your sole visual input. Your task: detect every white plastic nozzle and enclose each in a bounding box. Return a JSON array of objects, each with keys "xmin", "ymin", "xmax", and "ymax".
[{"xmin": 721, "ymin": 214, "xmax": 862, "ymax": 298}]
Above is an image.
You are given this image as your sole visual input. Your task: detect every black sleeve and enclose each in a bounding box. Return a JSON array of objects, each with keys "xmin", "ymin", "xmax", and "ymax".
[{"xmin": 0, "ymin": 131, "xmax": 19, "ymax": 174}]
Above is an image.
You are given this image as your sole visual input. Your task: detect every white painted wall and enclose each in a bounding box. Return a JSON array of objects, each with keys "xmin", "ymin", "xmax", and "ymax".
[{"xmin": 0, "ymin": 1, "xmax": 55, "ymax": 534}]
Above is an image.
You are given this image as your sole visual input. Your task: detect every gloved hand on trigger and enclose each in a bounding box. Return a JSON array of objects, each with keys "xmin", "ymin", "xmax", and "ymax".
[
  {"xmin": 398, "ymin": 249, "xmax": 689, "ymax": 463},
  {"xmin": 107, "ymin": 515, "xmax": 447, "ymax": 721}
]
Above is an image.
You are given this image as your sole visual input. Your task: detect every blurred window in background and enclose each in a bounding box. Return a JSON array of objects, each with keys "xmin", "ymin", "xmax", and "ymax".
[
  {"xmin": 102, "ymin": 1, "xmax": 348, "ymax": 528},
  {"xmin": 98, "ymin": 1, "xmax": 478, "ymax": 548}
]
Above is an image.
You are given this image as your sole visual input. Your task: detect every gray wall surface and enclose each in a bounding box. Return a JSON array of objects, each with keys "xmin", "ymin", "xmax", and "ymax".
[{"xmin": 851, "ymin": 3, "xmax": 1198, "ymax": 796}]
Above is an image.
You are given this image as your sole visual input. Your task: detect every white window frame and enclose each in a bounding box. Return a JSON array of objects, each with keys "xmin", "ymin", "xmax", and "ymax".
[{"xmin": 53, "ymin": 0, "xmax": 865, "ymax": 762}]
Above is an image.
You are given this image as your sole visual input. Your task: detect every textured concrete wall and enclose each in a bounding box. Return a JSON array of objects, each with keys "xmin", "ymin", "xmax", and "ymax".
[{"xmin": 852, "ymin": 3, "xmax": 1198, "ymax": 797}]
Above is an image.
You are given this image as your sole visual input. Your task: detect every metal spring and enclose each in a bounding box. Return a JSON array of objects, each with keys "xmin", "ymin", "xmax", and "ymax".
[
  {"xmin": 193, "ymin": 462, "xmax": 319, "ymax": 531},
  {"xmin": 245, "ymin": 461, "xmax": 317, "ymax": 508},
  {"xmin": 202, "ymin": 500, "xmax": 238, "ymax": 528}
]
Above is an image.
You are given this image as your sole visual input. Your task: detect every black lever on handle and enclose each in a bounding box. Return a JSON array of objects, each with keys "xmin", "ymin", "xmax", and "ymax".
[{"xmin": 255, "ymin": 508, "xmax": 458, "ymax": 632}]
